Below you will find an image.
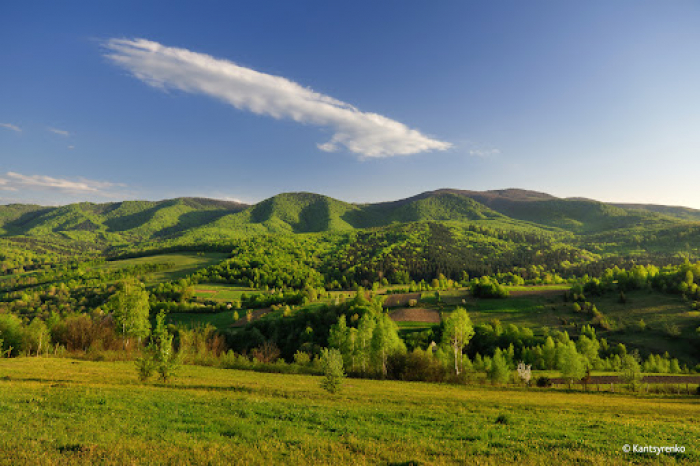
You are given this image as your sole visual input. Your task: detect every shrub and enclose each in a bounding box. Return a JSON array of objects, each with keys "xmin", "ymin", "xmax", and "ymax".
[
  {"xmin": 536, "ymin": 376, "xmax": 552, "ymax": 388},
  {"xmin": 620, "ymin": 354, "xmax": 643, "ymax": 392},
  {"xmin": 293, "ymin": 350, "xmax": 311, "ymax": 365},
  {"xmin": 319, "ymin": 348, "xmax": 345, "ymax": 394},
  {"xmin": 663, "ymin": 322, "xmax": 681, "ymax": 337},
  {"xmin": 0, "ymin": 314, "xmax": 24, "ymax": 356},
  {"xmin": 135, "ymin": 354, "xmax": 157, "ymax": 381},
  {"xmin": 252, "ymin": 342, "xmax": 281, "ymax": 363},
  {"xmin": 388, "ymin": 349, "xmax": 447, "ymax": 383},
  {"xmin": 495, "ymin": 414, "xmax": 510, "ymax": 425}
]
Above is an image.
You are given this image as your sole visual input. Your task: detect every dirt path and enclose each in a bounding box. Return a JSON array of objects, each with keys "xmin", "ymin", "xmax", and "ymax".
[{"xmin": 390, "ymin": 308, "xmax": 441, "ymax": 323}]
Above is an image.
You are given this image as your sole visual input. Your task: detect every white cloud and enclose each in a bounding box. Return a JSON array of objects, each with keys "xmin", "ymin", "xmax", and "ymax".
[
  {"xmin": 104, "ymin": 38, "xmax": 451, "ymax": 158},
  {"xmin": 0, "ymin": 178, "xmax": 17, "ymax": 191},
  {"xmin": 0, "ymin": 123, "xmax": 22, "ymax": 132},
  {"xmin": 0, "ymin": 171, "xmax": 126, "ymax": 196},
  {"xmin": 48, "ymin": 127, "xmax": 70, "ymax": 136},
  {"xmin": 68, "ymin": 145, "xmax": 75, "ymax": 150}
]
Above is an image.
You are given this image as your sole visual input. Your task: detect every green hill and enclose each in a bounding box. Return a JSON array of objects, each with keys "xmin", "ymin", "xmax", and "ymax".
[
  {"xmin": 0, "ymin": 190, "xmax": 698, "ymax": 259},
  {"xmin": 611, "ymin": 203, "xmax": 700, "ymax": 221}
]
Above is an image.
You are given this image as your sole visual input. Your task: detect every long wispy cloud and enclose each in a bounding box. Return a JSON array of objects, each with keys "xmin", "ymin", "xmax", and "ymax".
[
  {"xmin": 0, "ymin": 123, "xmax": 22, "ymax": 133},
  {"xmin": 48, "ymin": 127, "xmax": 70, "ymax": 136},
  {"xmin": 0, "ymin": 171, "xmax": 126, "ymax": 196},
  {"xmin": 104, "ymin": 38, "xmax": 451, "ymax": 158}
]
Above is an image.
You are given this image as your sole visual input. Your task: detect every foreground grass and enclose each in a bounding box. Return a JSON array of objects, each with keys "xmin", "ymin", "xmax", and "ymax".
[{"xmin": 0, "ymin": 359, "xmax": 698, "ymax": 465}]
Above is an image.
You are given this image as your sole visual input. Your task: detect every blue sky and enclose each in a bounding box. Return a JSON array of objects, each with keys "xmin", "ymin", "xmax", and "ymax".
[{"xmin": 1, "ymin": 1, "xmax": 699, "ymax": 207}]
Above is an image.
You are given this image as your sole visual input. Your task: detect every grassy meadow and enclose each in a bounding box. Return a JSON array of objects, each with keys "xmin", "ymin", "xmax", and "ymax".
[
  {"xmin": 0, "ymin": 358, "xmax": 698, "ymax": 465},
  {"xmin": 100, "ymin": 252, "xmax": 229, "ymax": 285}
]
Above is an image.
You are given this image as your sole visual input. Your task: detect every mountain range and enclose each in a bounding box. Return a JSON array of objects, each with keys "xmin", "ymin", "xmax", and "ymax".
[{"xmin": 1, "ymin": 189, "xmax": 699, "ymax": 250}]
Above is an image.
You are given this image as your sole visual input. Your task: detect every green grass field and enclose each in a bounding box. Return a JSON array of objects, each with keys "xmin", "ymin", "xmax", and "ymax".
[
  {"xmin": 166, "ymin": 311, "xmax": 239, "ymax": 329},
  {"xmin": 100, "ymin": 252, "xmax": 229, "ymax": 284},
  {"xmin": 193, "ymin": 283, "xmax": 256, "ymax": 301},
  {"xmin": 0, "ymin": 358, "xmax": 697, "ymax": 465}
]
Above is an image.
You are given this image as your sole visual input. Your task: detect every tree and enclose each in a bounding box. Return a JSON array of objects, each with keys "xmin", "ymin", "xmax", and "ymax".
[
  {"xmin": 557, "ymin": 341, "xmax": 585, "ymax": 388},
  {"xmin": 109, "ymin": 281, "xmax": 151, "ymax": 349},
  {"xmin": 370, "ymin": 314, "xmax": 405, "ymax": 377},
  {"xmin": 152, "ymin": 311, "xmax": 178, "ymax": 382},
  {"xmin": 516, "ymin": 362, "xmax": 532, "ymax": 385},
  {"xmin": 136, "ymin": 311, "xmax": 178, "ymax": 382},
  {"xmin": 319, "ymin": 348, "xmax": 345, "ymax": 394},
  {"xmin": 356, "ymin": 314, "xmax": 376, "ymax": 375},
  {"xmin": 620, "ymin": 354, "xmax": 642, "ymax": 391},
  {"xmin": 576, "ymin": 334, "xmax": 600, "ymax": 369},
  {"xmin": 441, "ymin": 307, "xmax": 475, "ymax": 376},
  {"xmin": 488, "ymin": 348, "xmax": 510, "ymax": 384},
  {"xmin": 542, "ymin": 336, "xmax": 557, "ymax": 370},
  {"xmin": 328, "ymin": 315, "xmax": 348, "ymax": 351},
  {"xmin": 23, "ymin": 318, "xmax": 51, "ymax": 356}
]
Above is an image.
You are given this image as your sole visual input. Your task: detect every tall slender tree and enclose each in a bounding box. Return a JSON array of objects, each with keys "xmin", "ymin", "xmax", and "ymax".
[
  {"xmin": 109, "ymin": 280, "xmax": 151, "ymax": 349},
  {"xmin": 441, "ymin": 307, "xmax": 475, "ymax": 376}
]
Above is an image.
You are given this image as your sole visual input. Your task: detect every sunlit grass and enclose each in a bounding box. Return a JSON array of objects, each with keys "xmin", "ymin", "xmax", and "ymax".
[{"xmin": 0, "ymin": 358, "xmax": 697, "ymax": 464}]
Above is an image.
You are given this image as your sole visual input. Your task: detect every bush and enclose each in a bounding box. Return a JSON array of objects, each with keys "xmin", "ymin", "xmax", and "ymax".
[
  {"xmin": 252, "ymin": 342, "xmax": 281, "ymax": 363},
  {"xmin": 319, "ymin": 348, "xmax": 345, "ymax": 394},
  {"xmin": 0, "ymin": 314, "xmax": 24, "ymax": 356},
  {"xmin": 495, "ymin": 414, "xmax": 510, "ymax": 425},
  {"xmin": 387, "ymin": 349, "xmax": 447, "ymax": 383},
  {"xmin": 470, "ymin": 277, "xmax": 509, "ymax": 299},
  {"xmin": 293, "ymin": 350, "xmax": 311, "ymax": 365},
  {"xmin": 536, "ymin": 376, "xmax": 552, "ymax": 388},
  {"xmin": 135, "ymin": 354, "xmax": 157, "ymax": 381}
]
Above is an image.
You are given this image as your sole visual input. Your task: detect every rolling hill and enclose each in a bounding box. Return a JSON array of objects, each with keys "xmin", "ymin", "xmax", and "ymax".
[{"xmin": 0, "ymin": 189, "xmax": 698, "ymax": 259}]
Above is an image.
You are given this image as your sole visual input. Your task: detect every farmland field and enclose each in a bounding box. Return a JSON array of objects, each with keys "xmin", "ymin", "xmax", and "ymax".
[
  {"xmin": 192, "ymin": 283, "xmax": 257, "ymax": 301},
  {"xmin": 100, "ymin": 252, "xmax": 229, "ymax": 284},
  {"xmin": 166, "ymin": 310, "xmax": 239, "ymax": 329},
  {"xmin": 0, "ymin": 358, "xmax": 698, "ymax": 465}
]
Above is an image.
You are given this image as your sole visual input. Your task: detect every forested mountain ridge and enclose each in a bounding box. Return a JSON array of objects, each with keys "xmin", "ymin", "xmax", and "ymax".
[{"xmin": 0, "ymin": 190, "xmax": 698, "ymax": 259}]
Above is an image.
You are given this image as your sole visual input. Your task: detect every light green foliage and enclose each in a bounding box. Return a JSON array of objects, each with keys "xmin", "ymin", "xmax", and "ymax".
[
  {"xmin": 487, "ymin": 348, "xmax": 511, "ymax": 384},
  {"xmin": 356, "ymin": 314, "xmax": 375, "ymax": 375},
  {"xmin": 135, "ymin": 352, "xmax": 157, "ymax": 381},
  {"xmin": 370, "ymin": 313, "xmax": 405, "ymax": 377},
  {"xmin": 319, "ymin": 347, "xmax": 345, "ymax": 394},
  {"xmin": 575, "ymin": 334, "xmax": 600, "ymax": 368},
  {"xmin": 620, "ymin": 354, "xmax": 643, "ymax": 391},
  {"xmin": 0, "ymin": 314, "xmax": 23, "ymax": 356},
  {"xmin": 152, "ymin": 311, "xmax": 178, "ymax": 382},
  {"xmin": 136, "ymin": 311, "xmax": 178, "ymax": 382},
  {"xmin": 557, "ymin": 341, "xmax": 586, "ymax": 386},
  {"xmin": 542, "ymin": 337, "xmax": 557, "ymax": 370},
  {"xmin": 328, "ymin": 315, "xmax": 358, "ymax": 371},
  {"xmin": 108, "ymin": 281, "xmax": 151, "ymax": 345},
  {"xmin": 22, "ymin": 318, "xmax": 51, "ymax": 356},
  {"xmin": 441, "ymin": 307, "xmax": 475, "ymax": 375},
  {"xmin": 293, "ymin": 351, "xmax": 311, "ymax": 365}
]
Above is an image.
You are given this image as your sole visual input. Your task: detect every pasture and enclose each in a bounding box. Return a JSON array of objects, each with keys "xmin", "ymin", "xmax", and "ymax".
[
  {"xmin": 192, "ymin": 283, "xmax": 256, "ymax": 301},
  {"xmin": 0, "ymin": 358, "xmax": 698, "ymax": 465},
  {"xmin": 100, "ymin": 252, "xmax": 229, "ymax": 284}
]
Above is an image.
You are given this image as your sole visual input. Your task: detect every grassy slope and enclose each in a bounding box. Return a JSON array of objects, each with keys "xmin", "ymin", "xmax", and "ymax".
[
  {"xmin": 0, "ymin": 358, "xmax": 697, "ymax": 465},
  {"xmin": 99, "ymin": 252, "xmax": 229, "ymax": 285}
]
